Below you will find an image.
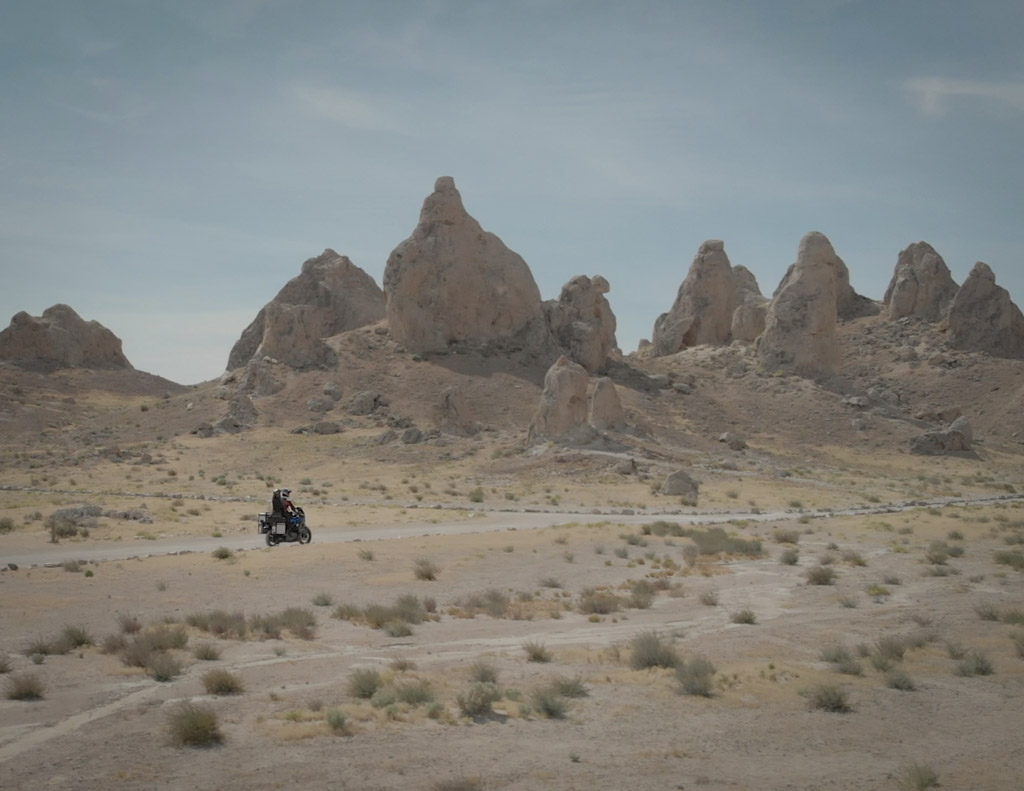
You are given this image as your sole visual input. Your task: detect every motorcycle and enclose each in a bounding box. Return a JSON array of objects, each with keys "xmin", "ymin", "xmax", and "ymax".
[{"xmin": 258, "ymin": 506, "xmax": 312, "ymax": 546}]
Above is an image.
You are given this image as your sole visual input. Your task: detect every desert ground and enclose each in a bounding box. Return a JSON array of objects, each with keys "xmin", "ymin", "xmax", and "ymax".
[{"xmin": 2, "ymin": 318, "xmax": 1024, "ymax": 791}]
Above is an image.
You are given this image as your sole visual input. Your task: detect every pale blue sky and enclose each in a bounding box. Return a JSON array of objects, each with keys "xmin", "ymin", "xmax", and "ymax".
[{"xmin": 2, "ymin": 0, "xmax": 1022, "ymax": 384}]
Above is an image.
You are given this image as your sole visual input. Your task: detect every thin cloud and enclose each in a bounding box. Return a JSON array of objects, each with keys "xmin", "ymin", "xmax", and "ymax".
[
  {"xmin": 904, "ymin": 76, "xmax": 1024, "ymax": 116},
  {"xmin": 290, "ymin": 84, "xmax": 400, "ymax": 132}
]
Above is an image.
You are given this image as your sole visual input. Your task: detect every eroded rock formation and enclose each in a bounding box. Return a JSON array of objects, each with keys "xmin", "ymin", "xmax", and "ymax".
[
  {"xmin": 0, "ymin": 304, "xmax": 133, "ymax": 372},
  {"xmin": 758, "ymin": 232, "xmax": 842, "ymax": 378},
  {"xmin": 947, "ymin": 262, "xmax": 1024, "ymax": 359},
  {"xmin": 883, "ymin": 242, "xmax": 959, "ymax": 321},
  {"xmin": 545, "ymin": 275, "xmax": 617, "ymax": 373},
  {"xmin": 384, "ymin": 177, "xmax": 555, "ymax": 358},
  {"xmin": 528, "ymin": 355, "xmax": 592, "ymax": 444},
  {"xmin": 227, "ymin": 249, "xmax": 384, "ymax": 370},
  {"xmin": 588, "ymin": 377, "xmax": 626, "ymax": 431}
]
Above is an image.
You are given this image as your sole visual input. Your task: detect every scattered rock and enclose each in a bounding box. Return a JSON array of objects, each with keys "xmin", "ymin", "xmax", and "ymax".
[
  {"xmin": 613, "ymin": 458, "xmax": 638, "ymax": 475},
  {"xmin": 384, "ymin": 177, "xmax": 555, "ymax": 358},
  {"xmin": 883, "ymin": 241, "xmax": 959, "ymax": 321},
  {"xmin": 947, "ymin": 262, "xmax": 1024, "ymax": 359},
  {"xmin": 312, "ymin": 421, "xmax": 342, "ymax": 435},
  {"xmin": 432, "ymin": 385, "xmax": 477, "ymax": 436},
  {"xmin": 401, "ymin": 427, "xmax": 425, "ymax": 444},
  {"xmin": 544, "ymin": 275, "xmax": 617, "ymax": 373},
  {"xmin": 0, "ymin": 304, "xmax": 133, "ymax": 372},
  {"xmin": 718, "ymin": 432, "xmax": 747, "ymax": 450},
  {"xmin": 910, "ymin": 417, "xmax": 973, "ymax": 455},
  {"xmin": 306, "ymin": 396, "xmax": 334, "ymax": 413},
  {"xmin": 347, "ymin": 391, "xmax": 384, "ymax": 416},
  {"xmin": 323, "ymin": 382, "xmax": 342, "ymax": 401}
]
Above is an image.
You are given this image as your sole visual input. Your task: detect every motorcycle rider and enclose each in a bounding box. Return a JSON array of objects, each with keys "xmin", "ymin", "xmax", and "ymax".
[{"xmin": 271, "ymin": 488, "xmax": 298, "ymax": 527}]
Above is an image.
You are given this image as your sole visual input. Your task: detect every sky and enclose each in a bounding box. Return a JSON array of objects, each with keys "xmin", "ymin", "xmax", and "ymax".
[{"xmin": 2, "ymin": 0, "xmax": 1022, "ymax": 385}]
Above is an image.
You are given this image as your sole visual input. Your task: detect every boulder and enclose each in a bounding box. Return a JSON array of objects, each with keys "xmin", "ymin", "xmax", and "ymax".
[
  {"xmin": 384, "ymin": 177, "xmax": 555, "ymax": 358},
  {"xmin": 588, "ymin": 377, "xmax": 626, "ymax": 431},
  {"xmin": 347, "ymin": 391, "xmax": 384, "ymax": 416},
  {"xmin": 718, "ymin": 432, "xmax": 747, "ymax": 451},
  {"xmin": 731, "ymin": 266, "xmax": 769, "ymax": 343},
  {"xmin": 238, "ymin": 358, "xmax": 284, "ymax": 396},
  {"xmin": 758, "ymin": 232, "xmax": 842, "ymax": 378},
  {"xmin": 652, "ymin": 240, "xmax": 737, "ymax": 355},
  {"xmin": 883, "ymin": 242, "xmax": 959, "ymax": 321},
  {"xmin": 613, "ymin": 458, "xmax": 638, "ymax": 476},
  {"xmin": 661, "ymin": 469, "xmax": 699, "ymax": 499},
  {"xmin": 947, "ymin": 262, "xmax": 1024, "ymax": 359},
  {"xmin": 0, "ymin": 304, "xmax": 133, "ymax": 372},
  {"xmin": 528, "ymin": 356, "xmax": 592, "ymax": 444},
  {"xmin": 910, "ymin": 422, "xmax": 973, "ymax": 455},
  {"xmin": 544, "ymin": 275, "xmax": 617, "ymax": 373},
  {"xmin": 432, "ymin": 385, "xmax": 477, "ymax": 436},
  {"xmin": 227, "ymin": 249, "xmax": 385, "ymax": 370},
  {"xmin": 213, "ymin": 395, "xmax": 258, "ymax": 434}
]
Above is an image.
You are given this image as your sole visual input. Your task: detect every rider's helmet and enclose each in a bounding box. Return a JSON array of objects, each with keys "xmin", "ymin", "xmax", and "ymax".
[{"xmin": 282, "ymin": 488, "xmax": 291, "ymax": 497}]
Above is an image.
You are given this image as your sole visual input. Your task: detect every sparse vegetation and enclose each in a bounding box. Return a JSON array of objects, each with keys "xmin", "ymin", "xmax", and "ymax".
[
  {"xmin": 347, "ymin": 668, "xmax": 383, "ymax": 699},
  {"xmin": 805, "ymin": 683, "xmax": 851, "ymax": 713},
  {"xmin": 166, "ymin": 703, "xmax": 223, "ymax": 747},
  {"xmin": 202, "ymin": 668, "xmax": 244, "ymax": 695},
  {"xmin": 805, "ymin": 565, "xmax": 837, "ymax": 585},
  {"xmin": 629, "ymin": 630, "xmax": 679, "ymax": 670},
  {"xmin": 730, "ymin": 608, "xmax": 757, "ymax": 625},
  {"xmin": 413, "ymin": 557, "xmax": 440, "ymax": 581},
  {"xmin": 522, "ymin": 640, "xmax": 553, "ymax": 663},
  {"xmin": 456, "ymin": 682, "xmax": 501, "ymax": 717},
  {"xmin": 5, "ymin": 672, "xmax": 45, "ymax": 700},
  {"xmin": 896, "ymin": 762, "xmax": 939, "ymax": 790},
  {"xmin": 676, "ymin": 656, "xmax": 716, "ymax": 696}
]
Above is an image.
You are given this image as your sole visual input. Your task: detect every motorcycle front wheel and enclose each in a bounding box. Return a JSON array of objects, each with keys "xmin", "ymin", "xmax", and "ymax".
[{"xmin": 298, "ymin": 525, "xmax": 312, "ymax": 544}]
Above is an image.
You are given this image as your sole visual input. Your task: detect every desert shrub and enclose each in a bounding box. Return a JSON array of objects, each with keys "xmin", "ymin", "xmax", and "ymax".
[
  {"xmin": 0, "ymin": 654, "xmax": 10, "ymax": 674},
  {"xmin": 820, "ymin": 645, "xmax": 852, "ymax": 664},
  {"xmin": 946, "ymin": 544, "xmax": 964, "ymax": 558},
  {"xmin": 955, "ymin": 652, "xmax": 994, "ymax": 677},
  {"xmin": 805, "ymin": 683, "xmax": 851, "ymax": 712},
  {"xmin": 276, "ymin": 607, "xmax": 317, "ymax": 639},
  {"xmin": 842, "ymin": 549, "xmax": 866, "ymax": 566},
  {"xmin": 550, "ymin": 673, "xmax": 589, "ymax": 698},
  {"xmin": 432, "ymin": 779, "xmax": 482, "ymax": 791},
  {"xmin": 166, "ymin": 702, "xmax": 222, "ymax": 747},
  {"xmin": 100, "ymin": 633, "xmax": 127, "ymax": 655},
  {"xmin": 145, "ymin": 624, "xmax": 189, "ymax": 651},
  {"xmin": 202, "ymin": 668, "xmax": 244, "ymax": 695},
  {"xmin": 774, "ymin": 529, "xmax": 800, "ymax": 544},
  {"xmin": 456, "ymin": 682, "xmax": 501, "ymax": 717},
  {"xmin": 1010, "ymin": 631, "xmax": 1024, "ymax": 658},
  {"xmin": 382, "ymin": 620, "xmax": 413, "ymax": 637},
  {"xmin": 60, "ymin": 624, "xmax": 93, "ymax": 649},
  {"xmin": 613, "ymin": 546, "xmax": 630, "ymax": 559},
  {"xmin": 896, "ymin": 762, "xmax": 939, "ymax": 790},
  {"xmin": 883, "ymin": 574, "xmax": 902, "ymax": 585},
  {"xmin": 468, "ymin": 660, "xmax": 498, "ymax": 684},
  {"xmin": 924, "ymin": 541, "xmax": 949, "ymax": 565},
  {"xmin": 974, "ymin": 602, "xmax": 1001, "ymax": 621},
  {"xmin": 699, "ymin": 590, "xmax": 719, "ymax": 606},
  {"xmin": 62, "ymin": 559, "xmax": 84, "ymax": 572},
  {"xmin": 994, "ymin": 550, "xmax": 1024, "ymax": 571},
  {"xmin": 390, "ymin": 657, "xmax": 416, "ymax": 672},
  {"xmin": 331, "ymin": 603, "xmax": 362, "ymax": 622},
  {"xmin": 187, "ymin": 610, "xmax": 248, "ymax": 639},
  {"xmin": 731, "ymin": 608, "xmax": 757, "ymax": 625},
  {"xmin": 1000, "ymin": 608, "xmax": 1024, "ymax": 626},
  {"xmin": 325, "ymin": 707, "xmax": 349, "ymax": 735},
  {"xmin": 357, "ymin": 548, "xmax": 375, "ymax": 561},
  {"xmin": 947, "ymin": 529, "xmax": 964, "ymax": 541},
  {"xmin": 944, "ymin": 640, "xmax": 968, "ymax": 659},
  {"xmin": 531, "ymin": 685, "xmax": 569, "ymax": 719},
  {"xmin": 22, "ymin": 635, "xmax": 63, "ymax": 657},
  {"xmin": 347, "ymin": 668, "xmax": 383, "ymax": 699},
  {"xmin": 676, "ymin": 656, "xmax": 716, "ymax": 696},
  {"xmin": 5, "ymin": 672, "xmax": 44, "ymax": 700},
  {"xmin": 117, "ymin": 612, "xmax": 143, "ymax": 634},
  {"xmin": 874, "ymin": 635, "xmax": 907, "ymax": 663},
  {"xmin": 456, "ymin": 589, "xmax": 508, "ymax": 618},
  {"xmin": 805, "ymin": 566, "xmax": 837, "ymax": 585},
  {"xmin": 886, "ymin": 671, "xmax": 916, "ymax": 691},
  {"xmin": 838, "ymin": 594, "xmax": 858, "ymax": 608},
  {"xmin": 779, "ymin": 548, "xmax": 799, "ymax": 565},
  {"xmin": 147, "ymin": 652, "xmax": 183, "ymax": 682},
  {"xmin": 192, "ymin": 643, "xmax": 221, "ymax": 661},
  {"xmin": 539, "ymin": 576, "xmax": 563, "ymax": 589},
  {"xmin": 578, "ymin": 588, "xmax": 621, "ymax": 614},
  {"xmin": 413, "ymin": 558, "xmax": 440, "ymax": 581},
  {"xmin": 394, "ymin": 679, "xmax": 434, "ymax": 705},
  {"xmin": 211, "ymin": 546, "xmax": 234, "ymax": 560},
  {"xmin": 522, "ymin": 640, "xmax": 552, "ymax": 663},
  {"xmin": 0, "ymin": 516, "xmax": 15, "ymax": 533},
  {"xmin": 628, "ymin": 580, "xmax": 656, "ymax": 609},
  {"xmin": 311, "ymin": 592, "xmax": 334, "ymax": 607},
  {"xmin": 629, "ymin": 630, "xmax": 679, "ymax": 670}
]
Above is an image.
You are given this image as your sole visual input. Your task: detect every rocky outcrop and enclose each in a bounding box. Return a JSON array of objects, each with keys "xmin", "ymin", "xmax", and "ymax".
[
  {"xmin": 384, "ymin": 177, "xmax": 555, "ymax": 358},
  {"xmin": 910, "ymin": 417, "xmax": 974, "ymax": 456},
  {"xmin": 652, "ymin": 240, "xmax": 737, "ymax": 355},
  {"xmin": 432, "ymin": 385, "xmax": 477, "ymax": 436},
  {"xmin": 661, "ymin": 469, "xmax": 699, "ymax": 499},
  {"xmin": 758, "ymin": 232, "xmax": 842, "ymax": 378},
  {"xmin": 0, "ymin": 304, "xmax": 133, "ymax": 372},
  {"xmin": 528, "ymin": 356, "xmax": 593, "ymax": 444},
  {"xmin": 227, "ymin": 249, "xmax": 385, "ymax": 370},
  {"xmin": 731, "ymin": 265, "xmax": 769, "ymax": 343},
  {"xmin": 588, "ymin": 377, "xmax": 626, "ymax": 431},
  {"xmin": 545, "ymin": 275, "xmax": 617, "ymax": 373},
  {"xmin": 947, "ymin": 262, "xmax": 1024, "ymax": 359},
  {"xmin": 883, "ymin": 242, "xmax": 959, "ymax": 321}
]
